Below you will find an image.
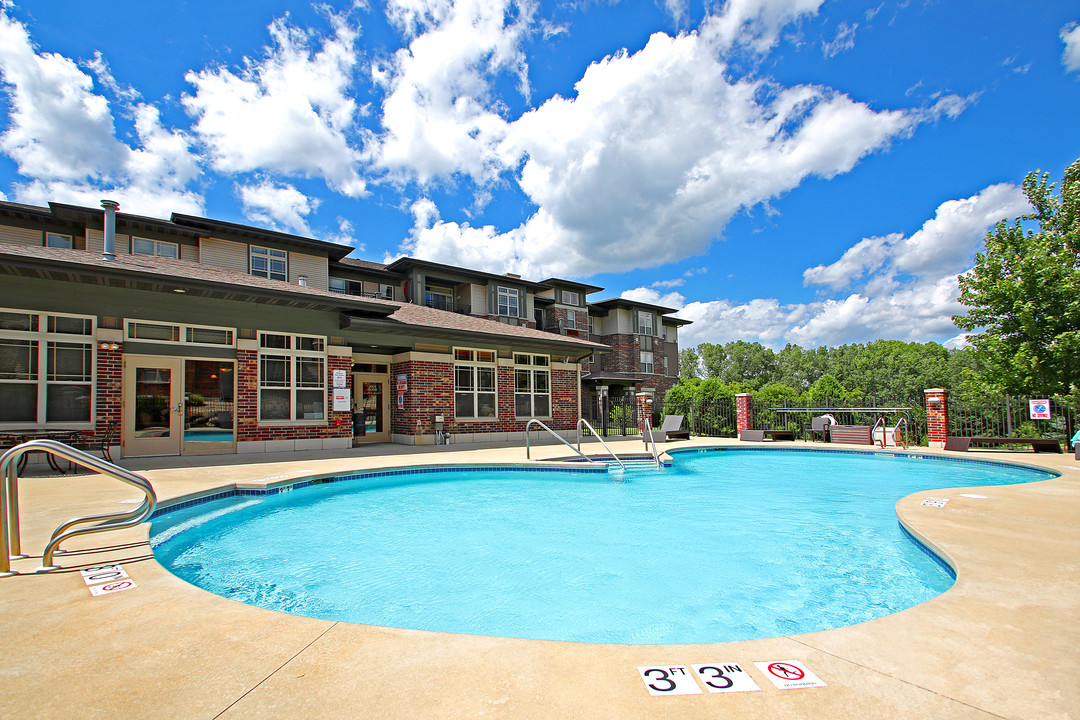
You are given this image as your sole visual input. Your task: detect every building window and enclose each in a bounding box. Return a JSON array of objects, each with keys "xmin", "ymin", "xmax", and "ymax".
[
  {"xmin": 0, "ymin": 309, "xmax": 94, "ymax": 425},
  {"xmin": 565, "ymin": 309, "xmax": 576, "ymax": 330},
  {"xmin": 514, "ymin": 353, "xmax": 550, "ymax": 418},
  {"xmin": 561, "ymin": 290, "xmax": 579, "ymax": 306},
  {"xmin": 132, "ymin": 237, "xmax": 179, "ymax": 258},
  {"xmin": 329, "ymin": 277, "xmax": 362, "ymax": 296},
  {"xmin": 640, "ymin": 350, "xmax": 654, "ymax": 374},
  {"xmin": 379, "ymin": 284, "xmax": 395, "ymax": 301},
  {"xmin": 45, "ymin": 233, "xmax": 72, "ymax": 249},
  {"xmin": 589, "ymin": 318, "xmax": 598, "ymax": 335},
  {"xmin": 497, "ymin": 286, "xmax": 519, "ymax": 317},
  {"xmin": 637, "ymin": 311, "xmax": 654, "ymax": 336},
  {"xmin": 125, "ymin": 320, "xmax": 234, "ymax": 347},
  {"xmin": 250, "ymin": 246, "xmax": 288, "ymax": 281},
  {"xmin": 257, "ymin": 332, "xmax": 326, "ymax": 422},
  {"xmin": 425, "ymin": 285, "xmax": 454, "ymax": 311},
  {"xmin": 454, "ymin": 348, "xmax": 496, "ymax": 419}
]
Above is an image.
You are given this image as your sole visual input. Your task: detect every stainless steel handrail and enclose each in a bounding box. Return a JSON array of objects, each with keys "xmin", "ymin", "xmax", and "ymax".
[
  {"xmin": 525, "ymin": 419, "xmax": 594, "ymax": 463},
  {"xmin": 872, "ymin": 417, "xmax": 887, "ymax": 449},
  {"xmin": 576, "ymin": 419, "xmax": 626, "ymax": 470},
  {"xmin": 642, "ymin": 418, "xmax": 662, "ymax": 468},
  {"xmin": 891, "ymin": 416, "xmax": 910, "ymax": 449},
  {"xmin": 1, "ymin": 439, "xmax": 156, "ymax": 575}
]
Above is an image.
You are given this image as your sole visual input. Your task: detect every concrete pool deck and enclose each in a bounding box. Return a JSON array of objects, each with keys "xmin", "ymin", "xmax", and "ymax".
[{"xmin": 1, "ymin": 437, "xmax": 1078, "ymax": 719}]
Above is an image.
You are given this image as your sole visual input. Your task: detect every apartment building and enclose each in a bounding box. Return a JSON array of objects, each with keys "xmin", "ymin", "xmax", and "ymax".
[{"xmin": 0, "ymin": 199, "xmax": 687, "ymax": 459}]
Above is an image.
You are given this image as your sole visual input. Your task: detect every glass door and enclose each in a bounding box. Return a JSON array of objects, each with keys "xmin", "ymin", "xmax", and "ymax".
[
  {"xmin": 353, "ymin": 373, "xmax": 389, "ymax": 443},
  {"xmin": 122, "ymin": 356, "xmax": 183, "ymax": 457},
  {"xmin": 182, "ymin": 360, "xmax": 236, "ymax": 455}
]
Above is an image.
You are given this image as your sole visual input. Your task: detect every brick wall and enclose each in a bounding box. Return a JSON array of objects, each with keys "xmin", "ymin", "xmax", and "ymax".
[
  {"xmin": 93, "ymin": 342, "xmax": 122, "ymax": 443},
  {"xmin": 925, "ymin": 388, "xmax": 948, "ymax": 449}
]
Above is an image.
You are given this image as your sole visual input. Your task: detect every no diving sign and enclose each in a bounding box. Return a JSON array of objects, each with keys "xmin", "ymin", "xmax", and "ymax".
[{"xmin": 753, "ymin": 660, "xmax": 827, "ymax": 689}]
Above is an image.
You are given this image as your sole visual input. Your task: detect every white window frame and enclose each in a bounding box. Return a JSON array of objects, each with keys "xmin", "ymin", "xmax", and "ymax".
[
  {"xmin": 0, "ymin": 308, "xmax": 95, "ymax": 427},
  {"xmin": 124, "ymin": 320, "xmax": 236, "ymax": 347},
  {"xmin": 640, "ymin": 350, "xmax": 655, "ymax": 374},
  {"xmin": 637, "ymin": 311, "xmax": 654, "ymax": 336},
  {"xmin": 513, "ymin": 353, "xmax": 551, "ymax": 419},
  {"xmin": 257, "ymin": 332, "xmax": 326, "ymax": 423},
  {"xmin": 496, "ymin": 286, "xmax": 519, "ymax": 317},
  {"xmin": 561, "ymin": 290, "xmax": 580, "ymax": 306},
  {"xmin": 379, "ymin": 284, "xmax": 395, "ymax": 300},
  {"xmin": 565, "ymin": 309, "xmax": 576, "ymax": 330},
  {"xmin": 45, "ymin": 232, "xmax": 73, "ymax": 249},
  {"xmin": 250, "ymin": 245, "xmax": 288, "ymax": 282},
  {"xmin": 454, "ymin": 347, "xmax": 497, "ymax": 420},
  {"xmin": 132, "ymin": 236, "xmax": 179, "ymax": 258}
]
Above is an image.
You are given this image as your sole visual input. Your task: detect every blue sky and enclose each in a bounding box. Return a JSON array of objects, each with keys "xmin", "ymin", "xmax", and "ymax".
[{"xmin": 1, "ymin": 0, "xmax": 1077, "ymax": 349}]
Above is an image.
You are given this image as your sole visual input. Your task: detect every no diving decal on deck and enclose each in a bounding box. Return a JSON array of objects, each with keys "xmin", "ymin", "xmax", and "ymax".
[
  {"xmin": 921, "ymin": 496, "xmax": 949, "ymax": 508},
  {"xmin": 754, "ymin": 660, "xmax": 827, "ymax": 690},
  {"xmin": 80, "ymin": 564, "xmax": 137, "ymax": 597},
  {"xmin": 638, "ymin": 660, "xmax": 821, "ymax": 696}
]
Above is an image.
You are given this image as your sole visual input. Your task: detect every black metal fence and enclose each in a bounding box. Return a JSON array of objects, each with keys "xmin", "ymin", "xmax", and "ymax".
[
  {"xmin": 949, "ymin": 394, "xmax": 1077, "ymax": 450},
  {"xmin": 749, "ymin": 398, "xmax": 930, "ymax": 445},
  {"xmin": 659, "ymin": 397, "xmax": 739, "ymax": 438},
  {"xmin": 582, "ymin": 396, "xmax": 641, "ymax": 437}
]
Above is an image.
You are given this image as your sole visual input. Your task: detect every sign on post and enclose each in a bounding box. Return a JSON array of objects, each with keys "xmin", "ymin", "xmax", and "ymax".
[{"xmin": 1030, "ymin": 399, "xmax": 1051, "ymax": 420}]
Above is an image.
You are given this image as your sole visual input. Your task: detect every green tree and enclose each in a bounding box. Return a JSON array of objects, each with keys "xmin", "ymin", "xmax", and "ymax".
[
  {"xmin": 954, "ymin": 159, "xmax": 1080, "ymax": 396},
  {"xmin": 678, "ymin": 347, "xmax": 702, "ymax": 379},
  {"xmin": 802, "ymin": 373, "xmax": 859, "ymax": 403}
]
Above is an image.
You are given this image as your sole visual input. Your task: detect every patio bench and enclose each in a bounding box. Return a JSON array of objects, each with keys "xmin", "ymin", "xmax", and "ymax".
[
  {"xmin": 944, "ymin": 436, "xmax": 1062, "ymax": 453},
  {"xmin": 826, "ymin": 424, "xmax": 876, "ymax": 445},
  {"xmin": 740, "ymin": 429, "xmax": 796, "ymax": 442}
]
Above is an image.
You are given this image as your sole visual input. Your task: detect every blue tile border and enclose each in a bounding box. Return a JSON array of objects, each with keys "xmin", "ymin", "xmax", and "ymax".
[
  {"xmin": 899, "ymin": 523, "xmax": 957, "ymax": 580},
  {"xmin": 151, "ymin": 462, "xmax": 610, "ymax": 519}
]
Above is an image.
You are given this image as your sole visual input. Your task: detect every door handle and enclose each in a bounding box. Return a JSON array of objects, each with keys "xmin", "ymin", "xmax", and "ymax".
[{"xmin": 173, "ymin": 402, "xmax": 184, "ymax": 414}]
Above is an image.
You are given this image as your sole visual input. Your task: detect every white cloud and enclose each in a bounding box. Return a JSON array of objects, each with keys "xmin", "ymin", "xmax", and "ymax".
[
  {"xmin": 183, "ymin": 12, "xmax": 368, "ymax": 197},
  {"xmin": 371, "ymin": 0, "xmax": 531, "ymax": 184},
  {"xmin": 680, "ymin": 184, "xmax": 1030, "ymax": 348},
  {"xmin": 237, "ymin": 179, "xmax": 320, "ymax": 235},
  {"xmin": 0, "ymin": 10, "xmax": 203, "ymax": 217},
  {"xmin": 703, "ymin": 0, "xmax": 825, "ymax": 55},
  {"xmin": 822, "ymin": 22, "xmax": 858, "ymax": 58},
  {"xmin": 620, "ymin": 286, "xmax": 686, "ymax": 309},
  {"xmin": 1062, "ymin": 22, "xmax": 1080, "ymax": 74}
]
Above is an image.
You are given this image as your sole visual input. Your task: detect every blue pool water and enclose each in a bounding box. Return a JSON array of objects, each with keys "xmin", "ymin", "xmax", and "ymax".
[{"xmin": 150, "ymin": 449, "xmax": 1053, "ymax": 644}]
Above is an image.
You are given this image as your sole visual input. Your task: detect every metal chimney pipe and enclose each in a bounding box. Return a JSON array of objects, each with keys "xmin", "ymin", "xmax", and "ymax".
[{"xmin": 100, "ymin": 199, "xmax": 119, "ymax": 261}]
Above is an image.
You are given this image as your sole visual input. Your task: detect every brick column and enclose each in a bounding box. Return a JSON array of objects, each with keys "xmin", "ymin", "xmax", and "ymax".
[
  {"xmin": 925, "ymin": 388, "xmax": 948, "ymax": 449},
  {"xmin": 94, "ymin": 337, "xmax": 122, "ymax": 443},
  {"xmin": 736, "ymin": 393, "xmax": 753, "ymax": 439},
  {"xmin": 636, "ymin": 392, "xmax": 653, "ymax": 437},
  {"xmin": 235, "ymin": 345, "xmax": 259, "ymax": 442},
  {"xmin": 327, "ymin": 352, "xmax": 353, "ymax": 439}
]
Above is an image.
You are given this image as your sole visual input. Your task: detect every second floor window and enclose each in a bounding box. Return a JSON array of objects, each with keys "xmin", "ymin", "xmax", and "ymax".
[
  {"xmin": 133, "ymin": 237, "xmax": 179, "ymax": 258},
  {"xmin": 497, "ymin": 286, "xmax": 519, "ymax": 316},
  {"xmin": 251, "ymin": 246, "xmax": 288, "ymax": 281},
  {"xmin": 329, "ymin": 277, "xmax": 362, "ymax": 296},
  {"xmin": 561, "ymin": 290, "xmax": 580, "ymax": 306},
  {"xmin": 45, "ymin": 233, "xmax": 72, "ymax": 249},
  {"xmin": 565, "ymin": 309, "xmax": 576, "ymax": 330},
  {"xmin": 425, "ymin": 285, "xmax": 453, "ymax": 311},
  {"xmin": 640, "ymin": 350, "xmax": 654, "ymax": 374}
]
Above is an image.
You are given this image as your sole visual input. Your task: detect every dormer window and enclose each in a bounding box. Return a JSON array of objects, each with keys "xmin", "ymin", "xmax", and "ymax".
[
  {"xmin": 561, "ymin": 290, "xmax": 579, "ymax": 306},
  {"xmin": 132, "ymin": 237, "xmax": 179, "ymax": 258},
  {"xmin": 45, "ymin": 233, "xmax": 72, "ymax": 249},
  {"xmin": 497, "ymin": 286, "xmax": 520, "ymax": 317},
  {"xmin": 250, "ymin": 246, "xmax": 288, "ymax": 281}
]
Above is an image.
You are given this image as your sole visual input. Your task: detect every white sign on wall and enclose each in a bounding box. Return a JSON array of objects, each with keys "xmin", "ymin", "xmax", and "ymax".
[
  {"xmin": 1030, "ymin": 399, "xmax": 1051, "ymax": 420},
  {"xmin": 333, "ymin": 369, "xmax": 348, "ymax": 388},
  {"xmin": 332, "ymin": 388, "xmax": 351, "ymax": 412}
]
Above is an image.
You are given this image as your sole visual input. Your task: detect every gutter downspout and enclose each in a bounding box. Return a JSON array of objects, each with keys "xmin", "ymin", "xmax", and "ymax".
[{"xmin": 101, "ymin": 199, "xmax": 119, "ymax": 261}]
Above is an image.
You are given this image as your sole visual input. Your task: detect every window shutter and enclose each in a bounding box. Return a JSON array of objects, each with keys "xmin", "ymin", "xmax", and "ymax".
[
  {"xmin": 489, "ymin": 284, "xmax": 497, "ymax": 315},
  {"xmin": 518, "ymin": 289, "xmax": 526, "ymax": 319},
  {"xmin": 632, "ymin": 309, "xmax": 639, "ymax": 335}
]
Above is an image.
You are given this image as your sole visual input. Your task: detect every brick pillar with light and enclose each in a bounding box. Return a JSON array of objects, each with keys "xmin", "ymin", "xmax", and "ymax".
[
  {"xmin": 636, "ymin": 392, "xmax": 653, "ymax": 437},
  {"xmin": 736, "ymin": 393, "xmax": 753, "ymax": 439},
  {"xmin": 925, "ymin": 388, "xmax": 948, "ymax": 449}
]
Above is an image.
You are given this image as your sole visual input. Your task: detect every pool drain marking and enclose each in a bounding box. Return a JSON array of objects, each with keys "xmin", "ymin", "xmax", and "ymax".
[
  {"xmin": 691, "ymin": 663, "xmax": 761, "ymax": 693},
  {"xmin": 637, "ymin": 666, "xmax": 702, "ymax": 695},
  {"xmin": 754, "ymin": 661, "xmax": 827, "ymax": 690},
  {"xmin": 920, "ymin": 496, "xmax": 949, "ymax": 507}
]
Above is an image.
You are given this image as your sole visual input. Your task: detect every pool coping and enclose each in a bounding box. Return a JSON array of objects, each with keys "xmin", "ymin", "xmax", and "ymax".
[{"xmin": 2, "ymin": 436, "xmax": 1078, "ymax": 719}]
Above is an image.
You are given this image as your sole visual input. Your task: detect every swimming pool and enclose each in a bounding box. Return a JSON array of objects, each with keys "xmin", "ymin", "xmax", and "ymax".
[{"xmin": 150, "ymin": 448, "xmax": 1054, "ymax": 644}]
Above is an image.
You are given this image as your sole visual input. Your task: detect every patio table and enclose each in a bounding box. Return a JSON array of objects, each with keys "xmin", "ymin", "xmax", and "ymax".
[{"xmin": 0, "ymin": 429, "xmax": 86, "ymax": 474}]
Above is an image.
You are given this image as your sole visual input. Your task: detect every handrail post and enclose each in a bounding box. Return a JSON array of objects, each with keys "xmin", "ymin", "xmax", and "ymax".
[{"xmin": 576, "ymin": 418, "xmax": 626, "ymax": 469}]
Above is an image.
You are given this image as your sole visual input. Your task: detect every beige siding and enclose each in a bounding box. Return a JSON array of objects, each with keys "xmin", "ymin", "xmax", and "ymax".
[
  {"xmin": 663, "ymin": 323, "xmax": 679, "ymax": 344},
  {"xmin": 180, "ymin": 243, "xmax": 199, "ymax": 262},
  {"xmin": 470, "ymin": 284, "xmax": 488, "ymax": 315},
  {"xmin": 0, "ymin": 225, "xmax": 41, "ymax": 246},
  {"xmin": 289, "ymin": 251, "xmax": 328, "ymax": 291},
  {"xmin": 614, "ymin": 308, "xmax": 633, "ymax": 334},
  {"xmin": 86, "ymin": 229, "xmax": 132, "ymax": 256},
  {"xmin": 198, "ymin": 237, "xmax": 248, "ymax": 274}
]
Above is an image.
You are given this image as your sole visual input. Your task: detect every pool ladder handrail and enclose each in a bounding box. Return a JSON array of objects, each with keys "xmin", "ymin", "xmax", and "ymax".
[
  {"xmin": 642, "ymin": 418, "xmax": 662, "ymax": 468},
  {"xmin": 891, "ymin": 415, "xmax": 910, "ymax": 449},
  {"xmin": 872, "ymin": 417, "xmax": 887, "ymax": 448},
  {"xmin": 575, "ymin": 419, "xmax": 626, "ymax": 470},
  {"xmin": 525, "ymin": 419, "xmax": 594, "ymax": 463},
  {"xmin": 1, "ymin": 439, "xmax": 156, "ymax": 575}
]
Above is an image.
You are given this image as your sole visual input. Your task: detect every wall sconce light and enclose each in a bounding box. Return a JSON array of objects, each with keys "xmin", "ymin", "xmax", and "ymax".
[
  {"xmin": 298, "ymin": 275, "xmax": 308, "ymax": 287},
  {"xmin": 98, "ymin": 342, "xmax": 120, "ymax": 351}
]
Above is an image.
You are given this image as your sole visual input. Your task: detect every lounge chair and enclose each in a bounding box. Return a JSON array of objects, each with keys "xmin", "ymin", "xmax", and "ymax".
[{"xmin": 657, "ymin": 415, "xmax": 690, "ymax": 441}]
